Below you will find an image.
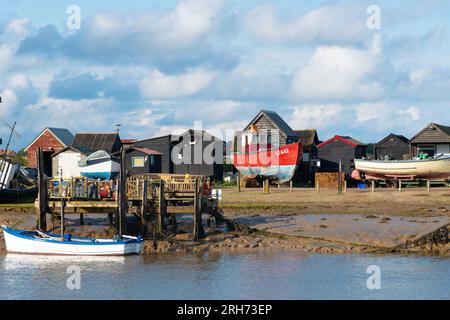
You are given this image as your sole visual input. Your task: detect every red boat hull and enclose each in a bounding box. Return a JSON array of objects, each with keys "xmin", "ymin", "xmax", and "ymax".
[{"xmin": 232, "ymin": 142, "xmax": 303, "ymax": 182}]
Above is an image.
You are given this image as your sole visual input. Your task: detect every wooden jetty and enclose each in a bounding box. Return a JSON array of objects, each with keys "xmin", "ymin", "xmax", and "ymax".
[{"xmin": 35, "ymin": 149, "xmax": 224, "ymax": 241}]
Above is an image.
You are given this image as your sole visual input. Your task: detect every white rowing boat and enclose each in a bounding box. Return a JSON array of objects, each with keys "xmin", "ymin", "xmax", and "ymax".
[
  {"xmin": 352, "ymin": 154, "xmax": 450, "ymax": 180},
  {"xmin": 1, "ymin": 226, "xmax": 142, "ymax": 256}
]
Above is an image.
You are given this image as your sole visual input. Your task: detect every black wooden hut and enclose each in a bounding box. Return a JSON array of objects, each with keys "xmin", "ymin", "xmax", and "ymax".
[
  {"xmin": 317, "ymin": 135, "xmax": 367, "ymax": 175},
  {"xmin": 123, "ymin": 146, "xmax": 162, "ymax": 175},
  {"xmin": 132, "ymin": 129, "xmax": 224, "ymax": 181},
  {"xmin": 374, "ymin": 133, "xmax": 410, "ymax": 160}
]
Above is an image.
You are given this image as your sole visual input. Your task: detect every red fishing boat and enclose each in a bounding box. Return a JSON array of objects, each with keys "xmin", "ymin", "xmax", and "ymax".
[{"xmin": 232, "ymin": 141, "xmax": 303, "ymax": 183}]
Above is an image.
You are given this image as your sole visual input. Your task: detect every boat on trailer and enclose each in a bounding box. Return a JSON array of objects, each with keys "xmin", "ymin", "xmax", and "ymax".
[
  {"xmin": 352, "ymin": 154, "xmax": 450, "ymax": 180},
  {"xmin": 1, "ymin": 226, "xmax": 142, "ymax": 256}
]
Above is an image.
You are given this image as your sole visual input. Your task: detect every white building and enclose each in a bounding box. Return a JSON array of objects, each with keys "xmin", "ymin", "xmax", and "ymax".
[{"xmin": 51, "ymin": 146, "xmax": 90, "ymax": 178}]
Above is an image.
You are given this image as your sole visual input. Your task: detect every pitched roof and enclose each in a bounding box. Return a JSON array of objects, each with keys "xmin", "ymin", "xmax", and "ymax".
[
  {"xmin": 25, "ymin": 127, "xmax": 74, "ymax": 151},
  {"xmin": 72, "ymin": 133, "xmax": 121, "ymax": 154},
  {"xmin": 410, "ymin": 123, "xmax": 450, "ymax": 143},
  {"xmin": 294, "ymin": 129, "xmax": 319, "ymax": 146},
  {"xmin": 245, "ymin": 110, "xmax": 297, "ymax": 138},
  {"xmin": 52, "ymin": 145, "xmax": 92, "ymax": 157},
  {"xmin": 317, "ymin": 135, "xmax": 367, "ymax": 148},
  {"xmin": 375, "ymin": 133, "xmax": 409, "ymax": 146}
]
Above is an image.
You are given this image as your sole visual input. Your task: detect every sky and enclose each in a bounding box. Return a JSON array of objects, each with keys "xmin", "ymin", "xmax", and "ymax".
[{"xmin": 1, "ymin": 0, "xmax": 450, "ymax": 150}]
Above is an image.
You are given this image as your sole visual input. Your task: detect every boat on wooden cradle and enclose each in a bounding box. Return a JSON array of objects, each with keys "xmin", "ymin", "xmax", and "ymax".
[
  {"xmin": 79, "ymin": 150, "xmax": 120, "ymax": 180},
  {"xmin": 352, "ymin": 154, "xmax": 450, "ymax": 180},
  {"xmin": 0, "ymin": 158, "xmax": 38, "ymax": 203},
  {"xmin": 232, "ymin": 142, "xmax": 303, "ymax": 183},
  {"xmin": 1, "ymin": 226, "xmax": 142, "ymax": 256}
]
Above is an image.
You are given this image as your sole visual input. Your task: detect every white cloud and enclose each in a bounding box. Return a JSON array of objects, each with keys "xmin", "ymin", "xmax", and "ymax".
[
  {"xmin": 5, "ymin": 18, "xmax": 31, "ymax": 38},
  {"xmin": 291, "ymin": 44, "xmax": 383, "ymax": 101},
  {"xmin": 245, "ymin": 4, "xmax": 368, "ymax": 44},
  {"xmin": 398, "ymin": 106, "xmax": 420, "ymax": 121},
  {"xmin": 0, "ymin": 44, "xmax": 14, "ymax": 74},
  {"xmin": 290, "ymin": 104, "xmax": 345, "ymax": 129},
  {"xmin": 139, "ymin": 69, "xmax": 216, "ymax": 99}
]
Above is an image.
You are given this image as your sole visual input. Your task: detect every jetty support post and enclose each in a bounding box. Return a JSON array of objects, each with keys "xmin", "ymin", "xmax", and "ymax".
[
  {"xmin": 193, "ymin": 178, "xmax": 200, "ymax": 240},
  {"xmin": 427, "ymin": 180, "xmax": 431, "ymax": 193},
  {"xmin": 117, "ymin": 148, "xmax": 128, "ymax": 235},
  {"xmin": 316, "ymin": 181, "xmax": 320, "ymax": 193},
  {"xmin": 36, "ymin": 148, "xmax": 47, "ymax": 231},
  {"xmin": 158, "ymin": 179, "xmax": 165, "ymax": 234},
  {"xmin": 344, "ymin": 180, "xmax": 347, "ymax": 193},
  {"xmin": 263, "ymin": 179, "xmax": 270, "ymax": 194},
  {"xmin": 141, "ymin": 180, "xmax": 148, "ymax": 237},
  {"xmin": 371, "ymin": 180, "xmax": 375, "ymax": 192},
  {"xmin": 237, "ymin": 174, "xmax": 241, "ymax": 192},
  {"xmin": 399, "ymin": 180, "xmax": 402, "ymax": 192},
  {"xmin": 290, "ymin": 180, "xmax": 293, "ymax": 192}
]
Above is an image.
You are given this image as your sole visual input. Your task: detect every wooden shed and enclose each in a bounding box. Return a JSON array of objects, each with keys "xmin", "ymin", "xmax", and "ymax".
[
  {"xmin": 409, "ymin": 123, "xmax": 450, "ymax": 158},
  {"xmin": 133, "ymin": 129, "xmax": 224, "ymax": 181},
  {"xmin": 24, "ymin": 127, "xmax": 74, "ymax": 176},
  {"xmin": 317, "ymin": 135, "xmax": 367, "ymax": 175},
  {"xmin": 51, "ymin": 145, "xmax": 91, "ymax": 178},
  {"xmin": 235, "ymin": 109, "xmax": 299, "ymax": 152},
  {"xmin": 293, "ymin": 129, "xmax": 319, "ymax": 184},
  {"xmin": 123, "ymin": 146, "xmax": 162, "ymax": 175},
  {"xmin": 374, "ymin": 133, "xmax": 410, "ymax": 160}
]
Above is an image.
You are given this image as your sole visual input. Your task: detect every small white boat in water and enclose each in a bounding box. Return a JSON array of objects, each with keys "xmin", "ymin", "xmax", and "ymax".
[
  {"xmin": 1, "ymin": 226, "xmax": 142, "ymax": 256},
  {"xmin": 352, "ymin": 154, "xmax": 450, "ymax": 180},
  {"xmin": 79, "ymin": 150, "xmax": 120, "ymax": 180}
]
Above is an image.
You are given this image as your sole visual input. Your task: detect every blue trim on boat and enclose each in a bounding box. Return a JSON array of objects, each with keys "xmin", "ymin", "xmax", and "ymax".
[
  {"xmin": 1, "ymin": 226, "xmax": 141, "ymax": 245},
  {"xmin": 80, "ymin": 172, "xmax": 119, "ymax": 180}
]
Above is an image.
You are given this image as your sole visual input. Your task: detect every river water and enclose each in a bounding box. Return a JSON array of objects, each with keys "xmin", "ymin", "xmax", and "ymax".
[{"xmin": 0, "ymin": 252, "xmax": 448, "ymax": 300}]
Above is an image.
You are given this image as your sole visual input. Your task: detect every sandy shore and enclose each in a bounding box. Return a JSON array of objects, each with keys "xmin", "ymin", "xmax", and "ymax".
[{"xmin": 220, "ymin": 187, "xmax": 450, "ymax": 216}]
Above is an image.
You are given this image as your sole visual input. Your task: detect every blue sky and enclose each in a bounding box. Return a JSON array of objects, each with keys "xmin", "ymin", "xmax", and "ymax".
[{"xmin": 1, "ymin": 0, "xmax": 450, "ymax": 150}]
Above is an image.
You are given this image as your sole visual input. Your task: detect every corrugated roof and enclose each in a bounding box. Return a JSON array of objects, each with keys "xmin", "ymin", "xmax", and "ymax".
[
  {"xmin": 72, "ymin": 133, "xmax": 121, "ymax": 154},
  {"xmin": 294, "ymin": 129, "xmax": 319, "ymax": 146},
  {"xmin": 246, "ymin": 110, "xmax": 297, "ymax": 138}
]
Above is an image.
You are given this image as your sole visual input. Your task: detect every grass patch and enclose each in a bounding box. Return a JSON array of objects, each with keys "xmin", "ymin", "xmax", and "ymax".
[{"xmin": 0, "ymin": 203, "xmax": 34, "ymax": 208}]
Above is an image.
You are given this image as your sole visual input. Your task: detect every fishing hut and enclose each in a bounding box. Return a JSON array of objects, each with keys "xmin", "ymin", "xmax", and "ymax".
[{"xmin": 35, "ymin": 148, "xmax": 225, "ymax": 241}]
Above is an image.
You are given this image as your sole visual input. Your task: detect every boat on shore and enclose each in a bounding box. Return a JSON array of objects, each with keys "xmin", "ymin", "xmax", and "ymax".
[
  {"xmin": 352, "ymin": 154, "xmax": 450, "ymax": 180},
  {"xmin": 1, "ymin": 226, "xmax": 142, "ymax": 256},
  {"xmin": 79, "ymin": 150, "xmax": 120, "ymax": 180},
  {"xmin": 0, "ymin": 187, "xmax": 38, "ymax": 204},
  {"xmin": 232, "ymin": 142, "xmax": 303, "ymax": 183}
]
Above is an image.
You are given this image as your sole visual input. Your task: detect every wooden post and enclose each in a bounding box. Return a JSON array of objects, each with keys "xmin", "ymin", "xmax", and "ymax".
[
  {"xmin": 141, "ymin": 180, "xmax": 148, "ymax": 237},
  {"xmin": 193, "ymin": 178, "xmax": 199, "ymax": 240},
  {"xmin": 60, "ymin": 198, "xmax": 65, "ymax": 241},
  {"xmin": 427, "ymin": 180, "xmax": 431, "ymax": 193},
  {"xmin": 399, "ymin": 180, "xmax": 402, "ymax": 192},
  {"xmin": 277, "ymin": 183, "xmax": 280, "ymax": 189},
  {"xmin": 117, "ymin": 148, "xmax": 128, "ymax": 235},
  {"xmin": 344, "ymin": 180, "xmax": 347, "ymax": 193},
  {"xmin": 158, "ymin": 179, "xmax": 165, "ymax": 234},
  {"xmin": 237, "ymin": 174, "xmax": 241, "ymax": 192},
  {"xmin": 36, "ymin": 148, "xmax": 47, "ymax": 231},
  {"xmin": 316, "ymin": 181, "xmax": 320, "ymax": 193},
  {"xmin": 263, "ymin": 179, "xmax": 270, "ymax": 194},
  {"xmin": 338, "ymin": 160, "xmax": 342, "ymax": 195},
  {"xmin": 290, "ymin": 180, "xmax": 293, "ymax": 192},
  {"xmin": 371, "ymin": 180, "xmax": 375, "ymax": 192}
]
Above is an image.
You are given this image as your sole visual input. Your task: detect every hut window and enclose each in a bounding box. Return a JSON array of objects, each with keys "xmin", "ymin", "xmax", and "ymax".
[{"xmin": 132, "ymin": 157, "xmax": 145, "ymax": 167}]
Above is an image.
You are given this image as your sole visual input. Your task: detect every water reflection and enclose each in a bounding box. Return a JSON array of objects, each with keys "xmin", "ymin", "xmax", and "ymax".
[{"xmin": 0, "ymin": 252, "xmax": 448, "ymax": 300}]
